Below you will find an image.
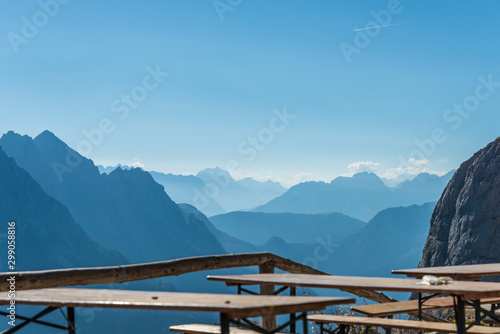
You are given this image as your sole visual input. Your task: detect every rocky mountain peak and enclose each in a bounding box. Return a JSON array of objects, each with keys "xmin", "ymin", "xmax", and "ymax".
[{"xmin": 419, "ymin": 138, "xmax": 500, "ymax": 268}]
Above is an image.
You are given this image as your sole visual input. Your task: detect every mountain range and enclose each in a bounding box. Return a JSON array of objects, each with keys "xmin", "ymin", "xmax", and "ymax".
[
  {"xmin": 326, "ymin": 202, "xmax": 436, "ymax": 277},
  {"xmin": 255, "ymin": 171, "xmax": 453, "ymax": 221},
  {"xmin": 0, "ymin": 131, "xmax": 225, "ymax": 263},
  {"xmin": 99, "ymin": 166, "xmax": 287, "ymax": 216},
  {"xmin": 209, "ymin": 211, "xmax": 366, "ymax": 245},
  {"xmin": 180, "ymin": 201, "xmax": 435, "ymax": 281}
]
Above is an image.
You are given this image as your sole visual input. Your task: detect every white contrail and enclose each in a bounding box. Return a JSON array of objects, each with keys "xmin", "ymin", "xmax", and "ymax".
[{"xmin": 352, "ymin": 21, "xmax": 413, "ymax": 32}]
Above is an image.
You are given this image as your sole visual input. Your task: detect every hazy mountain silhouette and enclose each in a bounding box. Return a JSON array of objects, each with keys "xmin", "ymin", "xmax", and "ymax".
[
  {"xmin": 327, "ymin": 202, "xmax": 436, "ymax": 276},
  {"xmin": 179, "ymin": 204, "xmax": 319, "ymax": 272},
  {"xmin": 396, "ymin": 172, "xmax": 453, "ymax": 206},
  {"xmin": 255, "ymin": 172, "xmax": 452, "ymax": 221},
  {"xmin": 179, "ymin": 204, "xmax": 257, "ymax": 254},
  {"xmin": 0, "ymin": 146, "xmax": 128, "ymax": 271},
  {"xmin": 209, "ymin": 211, "xmax": 366, "ymax": 245},
  {"xmin": 257, "ymin": 236, "xmax": 316, "ymax": 264},
  {"xmin": 381, "ymin": 173, "xmax": 416, "ymax": 188},
  {"xmin": 149, "ymin": 171, "xmax": 227, "ymax": 217},
  {"xmin": 99, "ymin": 165, "xmax": 227, "ymax": 216},
  {"xmin": 236, "ymin": 177, "xmax": 286, "ymax": 204},
  {"xmin": 99, "ymin": 166, "xmax": 286, "ymax": 217},
  {"xmin": 196, "ymin": 167, "xmax": 286, "ymax": 213},
  {"xmin": 0, "ymin": 131, "xmax": 225, "ymax": 263}
]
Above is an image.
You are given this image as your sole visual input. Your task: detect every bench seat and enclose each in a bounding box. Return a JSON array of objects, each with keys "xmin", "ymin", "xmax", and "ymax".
[
  {"xmin": 308, "ymin": 314, "xmax": 500, "ymax": 334},
  {"xmin": 351, "ymin": 297, "xmax": 500, "ymax": 317},
  {"xmin": 170, "ymin": 324, "xmax": 284, "ymax": 334}
]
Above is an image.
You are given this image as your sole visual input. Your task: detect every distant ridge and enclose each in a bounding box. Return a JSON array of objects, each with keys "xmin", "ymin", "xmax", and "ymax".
[
  {"xmin": 195, "ymin": 167, "xmax": 286, "ymax": 213},
  {"xmin": 99, "ymin": 165, "xmax": 287, "ymax": 216},
  {"xmin": 178, "ymin": 204, "xmax": 257, "ymax": 254},
  {"xmin": 327, "ymin": 202, "xmax": 436, "ymax": 276},
  {"xmin": 255, "ymin": 171, "xmax": 453, "ymax": 221},
  {"xmin": 209, "ymin": 211, "xmax": 366, "ymax": 245}
]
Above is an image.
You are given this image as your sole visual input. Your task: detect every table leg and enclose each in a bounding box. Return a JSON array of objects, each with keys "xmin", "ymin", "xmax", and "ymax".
[
  {"xmin": 384, "ymin": 315, "xmax": 393, "ymax": 334},
  {"xmin": 455, "ymin": 296, "xmax": 467, "ymax": 334},
  {"xmin": 473, "ymin": 300, "xmax": 481, "ymax": 325},
  {"xmin": 67, "ymin": 307, "xmax": 75, "ymax": 334},
  {"xmin": 418, "ymin": 293, "xmax": 423, "ymax": 321},
  {"xmin": 259, "ymin": 262, "xmax": 276, "ymax": 331},
  {"xmin": 302, "ymin": 312, "xmax": 308, "ymax": 334},
  {"xmin": 220, "ymin": 313, "xmax": 231, "ymax": 334},
  {"xmin": 290, "ymin": 287, "xmax": 296, "ymax": 333},
  {"xmin": 1, "ymin": 306, "xmax": 59, "ymax": 334}
]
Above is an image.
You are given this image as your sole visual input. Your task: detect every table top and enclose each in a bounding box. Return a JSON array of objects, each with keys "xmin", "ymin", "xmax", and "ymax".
[
  {"xmin": 207, "ymin": 273, "xmax": 500, "ymax": 299},
  {"xmin": 392, "ymin": 263, "xmax": 500, "ymax": 280},
  {"xmin": 0, "ymin": 288, "xmax": 355, "ymax": 318}
]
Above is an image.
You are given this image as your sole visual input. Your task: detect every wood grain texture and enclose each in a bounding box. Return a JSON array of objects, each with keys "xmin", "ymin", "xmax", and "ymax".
[
  {"xmin": 392, "ymin": 263, "xmax": 500, "ymax": 280},
  {"xmin": 259, "ymin": 261, "xmax": 276, "ymax": 331},
  {"xmin": 308, "ymin": 315, "xmax": 500, "ymax": 334},
  {"xmin": 0, "ymin": 288, "xmax": 355, "ymax": 318},
  {"xmin": 207, "ymin": 274, "xmax": 500, "ymax": 299},
  {"xmin": 352, "ymin": 297, "xmax": 500, "ymax": 317},
  {"xmin": 170, "ymin": 324, "xmax": 285, "ymax": 334},
  {"xmin": 0, "ymin": 252, "xmax": 325, "ymax": 292}
]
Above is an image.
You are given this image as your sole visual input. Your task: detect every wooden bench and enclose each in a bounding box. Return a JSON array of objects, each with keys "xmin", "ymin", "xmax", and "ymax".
[
  {"xmin": 308, "ymin": 314, "xmax": 500, "ymax": 334},
  {"xmin": 170, "ymin": 324, "xmax": 285, "ymax": 334},
  {"xmin": 351, "ymin": 297, "xmax": 500, "ymax": 318}
]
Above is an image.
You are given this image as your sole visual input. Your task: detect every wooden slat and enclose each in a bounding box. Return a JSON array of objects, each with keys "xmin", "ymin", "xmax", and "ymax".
[
  {"xmin": 207, "ymin": 274, "xmax": 500, "ymax": 299},
  {"xmin": 352, "ymin": 297, "xmax": 500, "ymax": 317},
  {"xmin": 0, "ymin": 252, "xmax": 330, "ymax": 292},
  {"xmin": 0, "ymin": 288, "xmax": 355, "ymax": 318},
  {"xmin": 170, "ymin": 324, "xmax": 285, "ymax": 334},
  {"xmin": 308, "ymin": 315, "xmax": 500, "ymax": 334},
  {"xmin": 259, "ymin": 261, "xmax": 276, "ymax": 331},
  {"xmin": 392, "ymin": 263, "xmax": 500, "ymax": 280}
]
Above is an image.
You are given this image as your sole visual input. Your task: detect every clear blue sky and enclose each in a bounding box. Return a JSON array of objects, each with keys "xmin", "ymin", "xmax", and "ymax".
[{"xmin": 1, "ymin": 0, "xmax": 500, "ymax": 186}]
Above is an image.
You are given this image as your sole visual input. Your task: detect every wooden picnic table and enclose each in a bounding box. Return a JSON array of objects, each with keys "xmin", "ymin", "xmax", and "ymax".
[
  {"xmin": 0, "ymin": 287, "xmax": 355, "ymax": 334},
  {"xmin": 392, "ymin": 263, "xmax": 500, "ymax": 281},
  {"xmin": 207, "ymin": 273, "xmax": 500, "ymax": 334}
]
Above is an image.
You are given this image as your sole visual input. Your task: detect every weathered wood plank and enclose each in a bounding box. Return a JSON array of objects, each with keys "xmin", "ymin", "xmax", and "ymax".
[
  {"xmin": 0, "ymin": 288, "xmax": 355, "ymax": 318},
  {"xmin": 0, "ymin": 253, "xmax": 277, "ymax": 291},
  {"xmin": 170, "ymin": 324, "xmax": 278, "ymax": 334},
  {"xmin": 392, "ymin": 263, "xmax": 500, "ymax": 280},
  {"xmin": 308, "ymin": 315, "xmax": 500, "ymax": 334},
  {"xmin": 207, "ymin": 274, "xmax": 500, "ymax": 299},
  {"xmin": 352, "ymin": 296, "xmax": 500, "ymax": 317},
  {"xmin": 259, "ymin": 261, "xmax": 276, "ymax": 331}
]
